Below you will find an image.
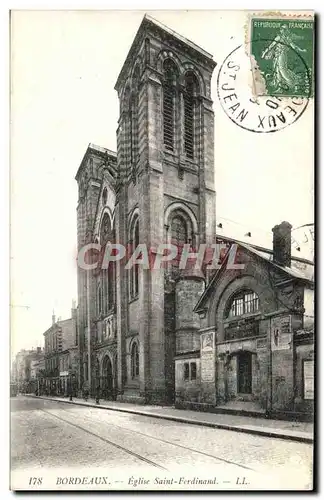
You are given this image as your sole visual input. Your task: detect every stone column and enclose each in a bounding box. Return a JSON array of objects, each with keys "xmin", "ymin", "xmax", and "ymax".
[
  {"xmin": 137, "ymin": 73, "xmax": 166, "ymax": 403},
  {"xmin": 115, "ymin": 184, "xmax": 128, "ymax": 395}
]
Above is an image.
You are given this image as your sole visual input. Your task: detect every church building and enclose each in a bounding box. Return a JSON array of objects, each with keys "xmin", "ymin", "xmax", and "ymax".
[{"xmin": 75, "ymin": 15, "xmax": 314, "ymax": 418}]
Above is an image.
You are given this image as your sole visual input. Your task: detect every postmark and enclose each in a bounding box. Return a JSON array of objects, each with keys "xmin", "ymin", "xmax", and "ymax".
[{"xmin": 217, "ymin": 40, "xmax": 311, "ymax": 133}]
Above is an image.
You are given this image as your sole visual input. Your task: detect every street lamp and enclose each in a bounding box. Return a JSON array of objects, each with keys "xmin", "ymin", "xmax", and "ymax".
[
  {"xmin": 69, "ymin": 366, "xmax": 73, "ymax": 402},
  {"xmin": 95, "ymin": 371, "xmax": 100, "ymax": 405}
]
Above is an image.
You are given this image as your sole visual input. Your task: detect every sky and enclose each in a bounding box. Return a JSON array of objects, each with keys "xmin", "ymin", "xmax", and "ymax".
[{"xmin": 10, "ymin": 10, "xmax": 314, "ymax": 356}]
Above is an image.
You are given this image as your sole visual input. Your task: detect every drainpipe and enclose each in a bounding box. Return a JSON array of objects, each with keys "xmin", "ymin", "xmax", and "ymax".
[
  {"xmin": 87, "ymin": 270, "xmax": 92, "ymax": 395},
  {"xmin": 267, "ymin": 317, "xmax": 273, "ymax": 417}
]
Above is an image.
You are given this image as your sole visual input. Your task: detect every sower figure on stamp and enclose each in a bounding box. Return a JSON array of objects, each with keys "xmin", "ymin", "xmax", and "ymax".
[{"xmin": 261, "ymin": 25, "xmax": 307, "ymax": 94}]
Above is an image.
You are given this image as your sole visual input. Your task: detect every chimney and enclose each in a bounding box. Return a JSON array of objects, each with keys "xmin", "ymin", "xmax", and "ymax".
[
  {"xmin": 272, "ymin": 221, "xmax": 292, "ymax": 267},
  {"xmin": 52, "ymin": 310, "xmax": 56, "ymax": 325}
]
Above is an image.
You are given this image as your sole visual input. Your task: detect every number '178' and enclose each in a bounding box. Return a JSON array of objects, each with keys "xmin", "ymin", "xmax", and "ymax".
[{"xmin": 29, "ymin": 477, "xmax": 43, "ymax": 485}]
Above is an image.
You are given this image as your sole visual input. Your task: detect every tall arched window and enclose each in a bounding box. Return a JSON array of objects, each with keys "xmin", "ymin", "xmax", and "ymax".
[
  {"xmin": 170, "ymin": 212, "xmax": 191, "ymax": 267},
  {"xmin": 184, "ymin": 72, "xmax": 199, "ymax": 159},
  {"xmin": 129, "ymin": 215, "xmax": 139, "ymax": 298},
  {"xmin": 129, "ymin": 66, "xmax": 140, "ymax": 176},
  {"xmin": 171, "ymin": 215, "xmax": 188, "ymax": 246},
  {"xmin": 99, "ymin": 213, "xmax": 115, "ymax": 315},
  {"xmin": 131, "ymin": 341, "xmax": 139, "ymax": 379},
  {"xmin": 97, "ymin": 283, "xmax": 102, "ymax": 316},
  {"xmin": 227, "ymin": 290, "xmax": 260, "ymax": 318},
  {"xmin": 163, "ymin": 60, "xmax": 178, "ymax": 152},
  {"xmin": 108, "ymin": 226, "xmax": 115, "ymax": 311},
  {"xmin": 129, "ymin": 98, "xmax": 139, "ymax": 167}
]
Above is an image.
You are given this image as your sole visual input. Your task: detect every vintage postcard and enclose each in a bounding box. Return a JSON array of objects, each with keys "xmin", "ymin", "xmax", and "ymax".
[{"xmin": 10, "ymin": 10, "xmax": 314, "ymax": 491}]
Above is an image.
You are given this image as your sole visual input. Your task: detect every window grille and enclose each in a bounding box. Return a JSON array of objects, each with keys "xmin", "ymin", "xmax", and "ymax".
[
  {"xmin": 163, "ymin": 60, "xmax": 177, "ymax": 151},
  {"xmin": 131, "ymin": 342, "xmax": 139, "ymax": 379},
  {"xmin": 183, "ymin": 362, "xmax": 197, "ymax": 381},
  {"xmin": 184, "ymin": 73, "xmax": 198, "ymax": 159},
  {"xmin": 228, "ymin": 291, "xmax": 260, "ymax": 318},
  {"xmin": 164, "ymin": 83, "xmax": 175, "ymax": 151},
  {"xmin": 134, "ymin": 221, "xmax": 139, "ymax": 295},
  {"xmin": 184, "ymin": 363, "xmax": 189, "ymax": 380},
  {"xmin": 190, "ymin": 362, "xmax": 197, "ymax": 380}
]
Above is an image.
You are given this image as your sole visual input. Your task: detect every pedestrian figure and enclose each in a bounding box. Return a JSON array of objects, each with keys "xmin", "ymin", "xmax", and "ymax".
[
  {"xmin": 83, "ymin": 382, "xmax": 89, "ymax": 401},
  {"xmin": 69, "ymin": 382, "xmax": 73, "ymax": 402}
]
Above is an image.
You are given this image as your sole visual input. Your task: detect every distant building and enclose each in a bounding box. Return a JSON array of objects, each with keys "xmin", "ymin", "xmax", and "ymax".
[
  {"xmin": 11, "ymin": 359, "xmax": 17, "ymax": 383},
  {"xmin": 43, "ymin": 305, "xmax": 78, "ymax": 395},
  {"xmin": 13, "ymin": 347, "xmax": 44, "ymax": 393}
]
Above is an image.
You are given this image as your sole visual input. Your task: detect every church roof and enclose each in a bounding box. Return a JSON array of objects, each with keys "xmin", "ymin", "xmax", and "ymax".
[
  {"xmin": 75, "ymin": 143, "xmax": 116, "ymax": 181},
  {"xmin": 194, "ymin": 238, "xmax": 314, "ymax": 314},
  {"xmin": 215, "ymin": 220, "xmax": 314, "ymax": 262},
  {"xmin": 114, "ymin": 14, "xmax": 215, "ymax": 92}
]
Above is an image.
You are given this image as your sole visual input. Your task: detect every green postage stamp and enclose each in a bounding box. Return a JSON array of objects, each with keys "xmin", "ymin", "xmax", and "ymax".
[{"xmin": 249, "ymin": 15, "xmax": 314, "ymax": 97}]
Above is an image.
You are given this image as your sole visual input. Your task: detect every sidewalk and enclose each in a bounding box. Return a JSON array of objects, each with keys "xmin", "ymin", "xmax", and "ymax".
[{"xmin": 25, "ymin": 394, "xmax": 313, "ymax": 443}]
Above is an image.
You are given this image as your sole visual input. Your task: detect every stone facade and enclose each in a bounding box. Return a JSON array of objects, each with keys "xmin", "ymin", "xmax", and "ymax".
[
  {"xmin": 43, "ymin": 309, "xmax": 78, "ymax": 395},
  {"xmin": 75, "ymin": 15, "xmax": 216, "ymax": 404},
  {"xmin": 188, "ymin": 236, "xmax": 314, "ymax": 418},
  {"xmin": 13, "ymin": 347, "xmax": 44, "ymax": 393},
  {"xmin": 74, "ymin": 15, "xmax": 314, "ymax": 418}
]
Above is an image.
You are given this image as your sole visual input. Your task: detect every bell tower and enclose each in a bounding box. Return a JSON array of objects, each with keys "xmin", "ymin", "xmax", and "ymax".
[{"xmin": 114, "ymin": 15, "xmax": 216, "ymax": 403}]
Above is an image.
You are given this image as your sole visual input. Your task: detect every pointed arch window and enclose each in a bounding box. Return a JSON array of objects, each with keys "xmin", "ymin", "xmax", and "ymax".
[
  {"xmin": 99, "ymin": 213, "xmax": 115, "ymax": 316},
  {"xmin": 97, "ymin": 283, "xmax": 102, "ymax": 316},
  {"xmin": 107, "ymin": 228, "xmax": 115, "ymax": 311},
  {"xmin": 163, "ymin": 60, "xmax": 178, "ymax": 152},
  {"xmin": 129, "ymin": 66, "xmax": 140, "ymax": 171},
  {"xmin": 184, "ymin": 72, "xmax": 199, "ymax": 159},
  {"xmin": 129, "ymin": 98, "xmax": 139, "ymax": 166},
  {"xmin": 131, "ymin": 341, "xmax": 139, "ymax": 379}
]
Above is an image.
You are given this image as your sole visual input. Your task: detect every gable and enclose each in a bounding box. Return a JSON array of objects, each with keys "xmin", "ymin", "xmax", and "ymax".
[
  {"xmin": 93, "ymin": 177, "xmax": 116, "ymax": 240},
  {"xmin": 194, "ymin": 242, "xmax": 312, "ymax": 314}
]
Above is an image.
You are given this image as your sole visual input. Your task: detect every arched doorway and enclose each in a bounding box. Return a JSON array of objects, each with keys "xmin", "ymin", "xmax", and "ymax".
[{"xmin": 101, "ymin": 355, "xmax": 114, "ymax": 400}]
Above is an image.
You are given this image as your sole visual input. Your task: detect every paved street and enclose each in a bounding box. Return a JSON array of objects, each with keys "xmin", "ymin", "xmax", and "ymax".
[{"xmin": 11, "ymin": 396, "xmax": 313, "ymax": 490}]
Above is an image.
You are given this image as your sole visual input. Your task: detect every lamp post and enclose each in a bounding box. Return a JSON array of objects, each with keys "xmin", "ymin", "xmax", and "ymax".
[
  {"xmin": 95, "ymin": 373, "xmax": 100, "ymax": 405},
  {"xmin": 69, "ymin": 367, "xmax": 73, "ymax": 401}
]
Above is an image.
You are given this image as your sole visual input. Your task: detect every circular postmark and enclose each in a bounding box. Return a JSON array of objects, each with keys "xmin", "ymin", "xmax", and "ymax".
[{"xmin": 217, "ymin": 40, "xmax": 311, "ymax": 133}]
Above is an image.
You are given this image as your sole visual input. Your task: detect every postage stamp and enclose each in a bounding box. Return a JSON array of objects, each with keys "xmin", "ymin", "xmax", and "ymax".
[
  {"xmin": 217, "ymin": 12, "xmax": 314, "ymax": 133},
  {"xmin": 249, "ymin": 14, "xmax": 314, "ymax": 97}
]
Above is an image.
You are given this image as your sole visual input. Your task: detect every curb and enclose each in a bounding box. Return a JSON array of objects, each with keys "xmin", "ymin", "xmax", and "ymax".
[{"xmin": 25, "ymin": 395, "xmax": 313, "ymax": 444}]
